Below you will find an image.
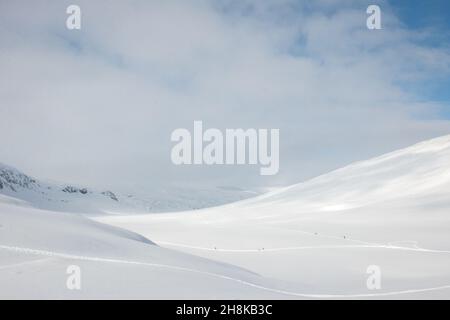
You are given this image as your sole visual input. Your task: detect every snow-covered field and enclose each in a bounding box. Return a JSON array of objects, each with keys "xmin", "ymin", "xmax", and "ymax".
[{"xmin": 1, "ymin": 135, "xmax": 450, "ymax": 299}]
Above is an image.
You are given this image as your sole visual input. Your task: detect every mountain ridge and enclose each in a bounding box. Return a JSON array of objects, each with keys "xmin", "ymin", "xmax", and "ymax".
[
  {"xmin": 0, "ymin": 162, "xmax": 259, "ymax": 214},
  {"xmin": 232, "ymin": 134, "xmax": 450, "ymax": 212}
]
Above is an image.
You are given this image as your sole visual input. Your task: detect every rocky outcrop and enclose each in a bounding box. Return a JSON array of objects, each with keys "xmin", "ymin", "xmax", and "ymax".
[
  {"xmin": 102, "ymin": 191, "xmax": 118, "ymax": 201},
  {"xmin": 62, "ymin": 186, "xmax": 89, "ymax": 194},
  {"xmin": 0, "ymin": 165, "xmax": 37, "ymax": 192}
]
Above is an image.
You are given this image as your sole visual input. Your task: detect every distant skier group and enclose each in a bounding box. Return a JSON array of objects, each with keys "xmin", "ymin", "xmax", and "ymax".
[{"xmin": 210, "ymin": 232, "xmax": 349, "ymax": 252}]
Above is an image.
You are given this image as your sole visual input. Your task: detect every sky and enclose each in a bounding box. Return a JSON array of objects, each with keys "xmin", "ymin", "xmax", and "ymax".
[{"xmin": 1, "ymin": 0, "xmax": 450, "ymax": 192}]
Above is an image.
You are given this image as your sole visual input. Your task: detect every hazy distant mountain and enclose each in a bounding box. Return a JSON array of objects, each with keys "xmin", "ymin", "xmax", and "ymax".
[{"xmin": 0, "ymin": 163, "xmax": 260, "ymax": 214}]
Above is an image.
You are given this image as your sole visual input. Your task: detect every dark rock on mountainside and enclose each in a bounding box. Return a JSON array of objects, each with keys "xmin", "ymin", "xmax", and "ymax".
[
  {"xmin": 102, "ymin": 191, "xmax": 118, "ymax": 201},
  {"xmin": 62, "ymin": 186, "xmax": 89, "ymax": 194}
]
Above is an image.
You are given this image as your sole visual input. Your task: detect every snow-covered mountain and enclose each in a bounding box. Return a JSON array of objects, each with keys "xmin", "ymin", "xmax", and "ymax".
[
  {"xmin": 0, "ymin": 163, "xmax": 259, "ymax": 214},
  {"xmin": 2, "ymin": 135, "xmax": 450, "ymax": 299},
  {"xmin": 0, "ymin": 163, "xmax": 123, "ymax": 213},
  {"xmin": 232, "ymin": 134, "xmax": 450, "ymax": 213},
  {"xmin": 100, "ymin": 134, "xmax": 450, "ymax": 298}
]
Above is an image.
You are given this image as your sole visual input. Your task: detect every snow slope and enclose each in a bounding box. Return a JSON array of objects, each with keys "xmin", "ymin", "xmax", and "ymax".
[
  {"xmin": 233, "ymin": 134, "xmax": 450, "ymax": 213},
  {"xmin": 99, "ymin": 135, "xmax": 450, "ymax": 299},
  {"xmin": 0, "ymin": 200, "xmax": 298, "ymax": 299}
]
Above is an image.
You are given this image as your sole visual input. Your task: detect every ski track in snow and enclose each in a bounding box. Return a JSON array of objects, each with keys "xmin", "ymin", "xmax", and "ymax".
[
  {"xmin": 2, "ymin": 244, "xmax": 450, "ymax": 298},
  {"xmin": 0, "ymin": 257, "xmax": 52, "ymax": 270},
  {"xmin": 153, "ymin": 226, "xmax": 450, "ymax": 254},
  {"xmin": 156, "ymin": 240, "xmax": 450, "ymax": 253}
]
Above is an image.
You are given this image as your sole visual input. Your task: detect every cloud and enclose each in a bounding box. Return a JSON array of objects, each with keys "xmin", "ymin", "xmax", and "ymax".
[{"xmin": 1, "ymin": 0, "xmax": 450, "ymax": 191}]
